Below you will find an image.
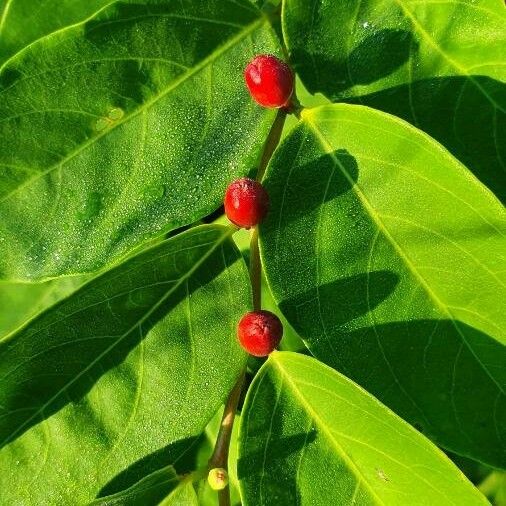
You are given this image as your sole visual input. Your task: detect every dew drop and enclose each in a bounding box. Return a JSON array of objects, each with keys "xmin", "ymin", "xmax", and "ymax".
[
  {"xmin": 143, "ymin": 184, "xmax": 167, "ymax": 201},
  {"xmin": 95, "ymin": 117, "xmax": 111, "ymax": 132},
  {"xmin": 80, "ymin": 191, "xmax": 103, "ymax": 222},
  {"xmin": 108, "ymin": 107, "xmax": 125, "ymax": 121}
]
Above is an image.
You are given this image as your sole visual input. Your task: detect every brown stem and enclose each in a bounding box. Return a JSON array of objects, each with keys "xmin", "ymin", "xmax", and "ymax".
[
  {"xmin": 256, "ymin": 108, "xmax": 287, "ymax": 183},
  {"xmin": 209, "ymin": 372, "xmax": 245, "ymax": 506},
  {"xmin": 249, "ymin": 227, "xmax": 262, "ymax": 311}
]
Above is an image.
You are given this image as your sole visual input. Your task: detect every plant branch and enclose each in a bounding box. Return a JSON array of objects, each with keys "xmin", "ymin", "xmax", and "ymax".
[
  {"xmin": 208, "ymin": 371, "xmax": 245, "ymax": 506},
  {"xmin": 249, "ymin": 227, "xmax": 262, "ymax": 311},
  {"xmin": 208, "ymin": 102, "xmax": 287, "ymax": 506},
  {"xmin": 256, "ymin": 108, "xmax": 286, "ymax": 183}
]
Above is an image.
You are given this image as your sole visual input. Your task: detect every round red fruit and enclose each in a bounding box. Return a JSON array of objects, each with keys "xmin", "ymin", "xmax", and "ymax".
[
  {"xmin": 244, "ymin": 54, "xmax": 294, "ymax": 108},
  {"xmin": 224, "ymin": 178, "xmax": 269, "ymax": 229},
  {"xmin": 238, "ymin": 310, "xmax": 283, "ymax": 357}
]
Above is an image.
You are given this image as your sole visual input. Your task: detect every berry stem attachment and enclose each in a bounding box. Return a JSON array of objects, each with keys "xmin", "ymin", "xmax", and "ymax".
[{"xmin": 209, "ymin": 371, "xmax": 245, "ymax": 506}]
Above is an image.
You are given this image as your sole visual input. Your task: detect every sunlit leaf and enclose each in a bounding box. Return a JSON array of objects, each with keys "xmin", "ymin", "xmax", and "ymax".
[
  {"xmin": 282, "ymin": 0, "xmax": 506, "ymax": 200},
  {"xmin": 239, "ymin": 352, "xmax": 487, "ymax": 505},
  {"xmin": 260, "ymin": 103, "xmax": 506, "ymax": 468}
]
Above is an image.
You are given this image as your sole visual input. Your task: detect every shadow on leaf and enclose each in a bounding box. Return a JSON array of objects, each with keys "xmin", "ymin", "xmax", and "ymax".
[
  {"xmin": 238, "ymin": 373, "xmax": 317, "ymax": 504},
  {"xmin": 279, "ymin": 271, "xmax": 506, "ymax": 467},
  {"xmin": 292, "ymin": 28, "xmax": 417, "ymax": 98},
  {"xmin": 97, "ymin": 436, "xmax": 202, "ymax": 498},
  {"xmin": 346, "ymin": 75, "xmax": 506, "ymax": 203}
]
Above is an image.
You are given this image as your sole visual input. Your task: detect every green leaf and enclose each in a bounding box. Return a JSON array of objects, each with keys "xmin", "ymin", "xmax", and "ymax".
[
  {"xmin": 89, "ymin": 465, "xmax": 179, "ymax": 505},
  {"xmin": 0, "ymin": 276, "xmax": 84, "ymax": 338},
  {"xmin": 282, "ymin": 0, "xmax": 506, "ymax": 201},
  {"xmin": 0, "ymin": 0, "xmax": 280, "ymax": 281},
  {"xmin": 239, "ymin": 352, "xmax": 488, "ymax": 505},
  {"xmin": 259, "ymin": 103, "xmax": 506, "ymax": 468},
  {"xmin": 0, "ymin": 224, "xmax": 250, "ymax": 504},
  {"xmin": 0, "ymin": 0, "xmax": 112, "ymax": 66},
  {"xmin": 160, "ymin": 480, "xmax": 199, "ymax": 506}
]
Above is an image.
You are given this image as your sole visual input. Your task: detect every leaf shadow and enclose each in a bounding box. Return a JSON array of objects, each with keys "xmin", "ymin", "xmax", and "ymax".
[
  {"xmin": 279, "ymin": 272, "xmax": 399, "ymax": 331},
  {"xmin": 347, "ymin": 76, "xmax": 506, "ymax": 203},
  {"xmin": 264, "ymin": 142, "xmax": 359, "ymax": 229},
  {"xmin": 292, "ymin": 28, "xmax": 417, "ymax": 98},
  {"xmin": 96, "ymin": 435, "xmax": 202, "ymax": 498},
  {"xmin": 279, "ymin": 273, "xmax": 506, "ymax": 467},
  {"xmin": 0, "ymin": 237, "xmax": 237, "ymax": 450}
]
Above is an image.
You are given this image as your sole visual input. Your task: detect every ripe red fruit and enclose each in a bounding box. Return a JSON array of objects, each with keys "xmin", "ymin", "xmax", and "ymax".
[
  {"xmin": 244, "ymin": 54, "xmax": 294, "ymax": 108},
  {"xmin": 224, "ymin": 178, "xmax": 269, "ymax": 229},
  {"xmin": 238, "ymin": 310, "xmax": 283, "ymax": 357}
]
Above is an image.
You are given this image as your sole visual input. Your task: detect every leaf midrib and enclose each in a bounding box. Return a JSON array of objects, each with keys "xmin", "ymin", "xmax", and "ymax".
[
  {"xmin": 393, "ymin": 0, "xmax": 505, "ymax": 112},
  {"xmin": 0, "ymin": 11, "xmax": 267, "ymax": 205},
  {"xmin": 0, "ymin": 226, "xmax": 233, "ymax": 447},
  {"xmin": 303, "ymin": 111, "xmax": 505, "ymax": 396},
  {"xmin": 274, "ymin": 354, "xmax": 467, "ymax": 505},
  {"xmin": 270, "ymin": 354, "xmax": 387, "ymax": 506},
  {"xmin": 0, "ymin": 0, "xmax": 13, "ymax": 37}
]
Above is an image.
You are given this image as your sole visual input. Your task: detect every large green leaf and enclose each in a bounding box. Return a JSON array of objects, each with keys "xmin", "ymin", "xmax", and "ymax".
[
  {"xmin": 0, "ymin": 224, "xmax": 250, "ymax": 504},
  {"xmin": 0, "ymin": 0, "xmax": 280, "ymax": 281},
  {"xmin": 0, "ymin": 0, "xmax": 113, "ymax": 66},
  {"xmin": 282, "ymin": 0, "xmax": 506, "ymax": 201},
  {"xmin": 239, "ymin": 352, "xmax": 487, "ymax": 505},
  {"xmin": 259, "ymin": 103, "xmax": 506, "ymax": 468}
]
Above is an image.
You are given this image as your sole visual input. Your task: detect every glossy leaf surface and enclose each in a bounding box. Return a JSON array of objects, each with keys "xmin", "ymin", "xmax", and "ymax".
[
  {"xmin": 0, "ymin": 0, "xmax": 279, "ymax": 280},
  {"xmin": 239, "ymin": 352, "xmax": 487, "ymax": 505},
  {"xmin": 260, "ymin": 103, "xmax": 506, "ymax": 468},
  {"xmin": 0, "ymin": 225, "xmax": 249, "ymax": 504},
  {"xmin": 282, "ymin": 0, "xmax": 506, "ymax": 200}
]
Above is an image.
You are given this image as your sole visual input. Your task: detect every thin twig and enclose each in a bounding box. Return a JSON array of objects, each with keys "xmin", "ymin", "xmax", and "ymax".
[
  {"xmin": 249, "ymin": 227, "xmax": 262, "ymax": 311},
  {"xmin": 256, "ymin": 108, "xmax": 287, "ymax": 183},
  {"xmin": 208, "ymin": 372, "xmax": 245, "ymax": 506},
  {"xmin": 208, "ymin": 92, "xmax": 289, "ymax": 506}
]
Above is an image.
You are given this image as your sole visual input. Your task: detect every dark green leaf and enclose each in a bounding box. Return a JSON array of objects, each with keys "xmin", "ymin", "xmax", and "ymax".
[
  {"xmin": 282, "ymin": 0, "xmax": 506, "ymax": 201},
  {"xmin": 259, "ymin": 103, "xmax": 506, "ymax": 468},
  {"xmin": 0, "ymin": 0, "xmax": 280, "ymax": 280},
  {"xmin": 0, "ymin": 224, "xmax": 249, "ymax": 504},
  {"xmin": 239, "ymin": 352, "xmax": 488, "ymax": 505}
]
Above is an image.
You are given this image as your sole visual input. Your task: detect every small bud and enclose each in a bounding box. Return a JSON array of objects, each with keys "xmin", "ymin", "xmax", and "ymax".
[{"xmin": 208, "ymin": 467, "xmax": 229, "ymax": 491}]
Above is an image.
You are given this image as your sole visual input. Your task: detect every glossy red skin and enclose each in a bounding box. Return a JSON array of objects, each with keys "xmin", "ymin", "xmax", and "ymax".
[
  {"xmin": 224, "ymin": 178, "xmax": 269, "ymax": 229},
  {"xmin": 238, "ymin": 310, "xmax": 283, "ymax": 357},
  {"xmin": 244, "ymin": 55, "xmax": 294, "ymax": 108}
]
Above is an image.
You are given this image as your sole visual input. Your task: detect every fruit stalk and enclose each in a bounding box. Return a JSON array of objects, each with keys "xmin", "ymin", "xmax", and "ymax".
[
  {"xmin": 208, "ymin": 371, "xmax": 245, "ymax": 506},
  {"xmin": 257, "ymin": 108, "xmax": 286, "ymax": 183}
]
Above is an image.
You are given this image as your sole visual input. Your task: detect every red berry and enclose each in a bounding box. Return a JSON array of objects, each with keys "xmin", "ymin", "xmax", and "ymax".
[
  {"xmin": 224, "ymin": 178, "xmax": 269, "ymax": 229},
  {"xmin": 238, "ymin": 310, "xmax": 283, "ymax": 357},
  {"xmin": 244, "ymin": 55, "xmax": 294, "ymax": 108}
]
